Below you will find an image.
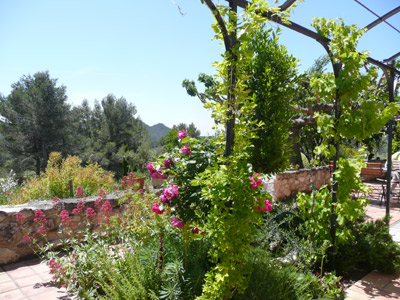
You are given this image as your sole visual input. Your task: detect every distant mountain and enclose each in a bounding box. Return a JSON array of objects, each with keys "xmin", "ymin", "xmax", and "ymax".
[{"xmin": 144, "ymin": 122, "xmax": 171, "ymax": 145}]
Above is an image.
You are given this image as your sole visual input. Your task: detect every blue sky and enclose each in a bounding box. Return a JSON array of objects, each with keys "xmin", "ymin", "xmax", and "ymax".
[{"xmin": 0, "ymin": 0, "xmax": 399, "ymax": 135}]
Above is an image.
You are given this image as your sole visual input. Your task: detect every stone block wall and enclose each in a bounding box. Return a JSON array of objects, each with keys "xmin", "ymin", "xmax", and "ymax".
[
  {"xmin": 273, "ymin": 166, "xmax": 331, "ymax": 199},
  {"xmin": 0, "ymin": 193, "xmax": 122, "ymax": 265}
]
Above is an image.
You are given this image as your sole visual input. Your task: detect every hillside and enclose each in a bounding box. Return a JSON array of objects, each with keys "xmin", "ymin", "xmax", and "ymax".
[{"xmin": 144, "ymin": 123, "xmax": 170, "ymax": 145}]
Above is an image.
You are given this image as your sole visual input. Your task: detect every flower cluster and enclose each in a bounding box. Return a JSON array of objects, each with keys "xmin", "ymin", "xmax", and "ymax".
[
  {"xmin": 152, "ymin": 203, "xmax": 164, "ymax": 215},
  {"xmin": 177, "ymin": 129, "xmax": 188, "ymax": 140},
  {"xmin": 16, "ymin": 212, "xmax": 26, "ymax": 224},
  {"xmin": 75, "ymin": 186, "xmax": 85, "ymax": 198},
  {"xmin": 147, "ymin": 163, "xmax": 169, "ymax": 180},
  {"xmin": 256, "ymin": 199, "xmax": 273, "ymax": 212},
  {"xmin": 180, "ymin": 144, "xmax": 192, "ymax": 155},
  {"xmin": 250, "ymin": 173, "xmax": 263, "ymax": 190},
  {"xmin": 85, "ymin": 207, "xmax": 97, "ymax": 224},
  {"xmin": 60, "ymin": 210, "xmax": 73, "ymax": 228},
  {"xmin": 72, "ymin": 200, "xmax": 85, "ymax": 216}
]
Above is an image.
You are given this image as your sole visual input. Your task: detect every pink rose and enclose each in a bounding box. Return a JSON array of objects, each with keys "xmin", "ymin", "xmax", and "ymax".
[
  {"xmin": 164, "ymin": 158, "xmax": 174, "ymax": 169},
  {"xmin": 256, "ymin": 200, "xmax": 273, "ymax": 212},
  {"xmin": 250, "ymin": 173, "xmax": 263, "ymax": 190},
  {"xmin": 177, "ymin": 130, "xmax": 188, "ymax": 139},
  {"xmin": 181, "ymin": 144, "xmax": 192, "ymax": 155},
  {"xmin": 152, "ymin": 203, "xmax": 164, "ymax": 215},
  {"xmin": 171, "ymin": 217, "xmax": 185, "ymax": 228},
  {"xmin": 163, "ymin": 184, "xmax": 179, "ymax": 200}
]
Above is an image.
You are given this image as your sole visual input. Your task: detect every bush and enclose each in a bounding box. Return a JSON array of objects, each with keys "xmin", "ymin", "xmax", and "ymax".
[
  {"xmin": 336, "ymin": 218, "xmax": 400, "ymax": 275},
  {"xmin": 8, "ymin": 152, "xmax": 114, "ymax": 204}
]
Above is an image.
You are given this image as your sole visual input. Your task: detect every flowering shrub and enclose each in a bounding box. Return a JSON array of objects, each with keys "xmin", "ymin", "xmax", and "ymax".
[{"xmin": 7, "ymin": 152, "xmax": 114, "ymax": 204}]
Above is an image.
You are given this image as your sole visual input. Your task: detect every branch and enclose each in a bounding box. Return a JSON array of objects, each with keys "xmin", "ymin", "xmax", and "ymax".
[{"xmin": 203, "ymin": 0, "xmax": 232, "ymax": 51}]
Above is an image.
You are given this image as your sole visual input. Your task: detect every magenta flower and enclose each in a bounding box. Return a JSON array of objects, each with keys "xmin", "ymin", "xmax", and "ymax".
[
  {"xmin": 177, "ymin": 130, "xmax": 188, "ymax": 139},
  {"xmin": 256, "ymin": 200, "xmax": 273, "ymax": 212},
  {"xmin": 171, "ymin": 217, "xmax": 185, "ymax": 228},
  {"xmin": 72, "ymin": 200, "xmax": 85, "ymax": 215},
  {"xmin": 147, "ymin": 163, "xmax": 156, "ymax": 173},
  {"xmin": 193, "ymin": 227, "xmax": 199, "ymax": 234},
  {"xmin": 60, "ymin": 210, "xmax": 72, "ymax": 228},
  {"xmin": 75, "ymin": 186, "xmax": 85, "ymax": 198},
  {"xmin": 159, "ymin": 194, "xmax": 168, "ymax": 203},
  {"xmin": 98, "ymin": 189, "xmax": 106, "ymax": 197},
  {"xmin": 163, "ymin": 184, "xmax": 179, "ymax": 200},
  {"xmin": 16, "ymin": 212, "xmax": 26, "ymax": 224},
  {"xmin": 250, "ymin": 173, "xmax": 263, "ymax": 190},
  {"xmin": 23, "ymin": 235, "xmax": 32, "ymax": 243},
  {"xmin": 152, "ymin": 203, "xmax": 165, "ymax": 215},
  {"xmin": 33, "ymin": 209, "xmax": 47, "ymax": 225},
  {"xmin": 180, "ymin": 144, "xmax": 192, "ymax": 155},
  {"xmin": 164, "ymin": 158, "xmax": 174, "ymax": 169},
  {"xmin": 86, "ymin": 207, "xmax": 97, "ymax": 223},
  {"xmin": 34, "ymin": 225, "xmax": 49, "ymax": 238}
]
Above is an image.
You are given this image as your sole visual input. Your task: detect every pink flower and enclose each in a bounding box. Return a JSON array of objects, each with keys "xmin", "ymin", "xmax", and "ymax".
[
  {"xmin": 123, "ymin": 176, "xmax": 128, "ymax": 180},
  {"xmin": 72, "ymin": 200, "xmax": 85, "ymax": 215},
  {"xmin": 250, "ymin": 173, "xmax": 263, "ymax": 190},
  {"xmin": 94, "ymin": 198, "xmax": 103, "ymax": 210},
  {"xmin": 164, "ymin": 158, "xmax": 174, "ymax": 169},
  {"xmin": 33, "ymin": 209, "xmax": 47, "ymax": 225},
  {"xmin": 147, "ymin": 163, "xmax": 156, "ymax": 173},
  {"xmin": 60, "ymin": 210, "xmax": 72, "ymax": 228},
  {"xmin": 100, "ymin": 200, "xmax": 112, "ymax": 214},
  {"xmin": 201, "ymin": 231, "xmax": 206, "ymax": 235},
  {"xmin": 193, "ymin": 227, "xmax": 199, "ymax": 234},
  {"xmin": 52, "ymin": 197, "xmax": 61, "ymax": 209},
  {"xmin": 34, "ymin": 225, "xmax": 49, "ymax": 238},
  {"xmin": 256, "ymin": 200, "xmax": 273, "ymax": 212},
  {"xmin": 98, "ymin": 189, "xmax": 106, "ymax": 197},
  {"xmin": 152, "ymin": 203, "xmax": 165, "ymax": 215},
  {"xmin": 75, "ymin": 186, "xmax": 85, "ymax": 198},
  {"xmin": 113, "ymin": 184, "xmax": 118, "ymax": 190},
  {"xmin": 86, "ymin": 207, "xmax": 97, "ymax": 223},
  {"xmin": 177, "ymin": 130, "xmax": 188, "ymax": 139},
  {"xmin": 159, "ymin": 194, "xmax": 168, "ymax": 203},
  {"xmin": 163, "ymin": 184, "xmax": 179, "ymax": 200},
  {"xmin": 180, "ymin": 144, "xmax": 192, "ymax": 155},
  {"xmin": 171, "ymin": 217, "xmax": 185, "ymax": 228},
  {"xmin": 23, "ymin": 235, "xmax": 32, "ymax": 243},
  {"xmin": 16, "ymin": 212, "xmax": 26, "ymax": 224}
]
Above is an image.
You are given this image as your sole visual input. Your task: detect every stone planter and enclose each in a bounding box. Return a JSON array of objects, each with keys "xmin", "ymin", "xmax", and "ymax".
[
  {"xmin": 151, "ymin": 178, "xmax": 164, "ymax": 189},
  {"xmin": 131, "ymin": 177, "xmax": 145, "ymax": 189}
]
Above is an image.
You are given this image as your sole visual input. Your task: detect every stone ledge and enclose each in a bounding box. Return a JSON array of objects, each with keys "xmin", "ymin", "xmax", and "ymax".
[{"xmin": 0, "ymin": 192, "xmax": 125, "ymax": 265}]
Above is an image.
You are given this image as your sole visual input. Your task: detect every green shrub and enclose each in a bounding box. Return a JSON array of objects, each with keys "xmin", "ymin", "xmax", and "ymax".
[
  {"xmin": 8, "ymin": 152, "xmax": 114, "ymax": 203},
  {"xmin": 336, "ymin": 218, "xmax": 400, "ymax": 275}
]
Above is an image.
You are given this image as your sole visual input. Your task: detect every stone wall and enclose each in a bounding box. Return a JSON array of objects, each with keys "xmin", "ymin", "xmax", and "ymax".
[
  {"xmin": 272, "ymin": 166, "xmax": 331, "ymax": 199},
  {"xmin": 0, "ymin": 193, "xmax": 122, "ymax": 265}
]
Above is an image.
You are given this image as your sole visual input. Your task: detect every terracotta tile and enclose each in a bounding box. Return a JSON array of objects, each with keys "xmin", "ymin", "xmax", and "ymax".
[
  {"xmin": 38, "ymin": 272, "xmax": 53, "ymax": 281},
  {"xmin": 356, "ymin": 271, "xmax": 395, "ymax": 290},
  {"xmin": 373, "ymin": 291, "xmax": 397, "ymax": 300},
  {"xmin": 0, "ymin": 280, "xmax": 18, "ymax": 293},
  {"xmin": 3, "ymin": 262, "xmax": 28, "ymax": 272},
  {"xmin": 20, "ymin": 283, "xmax": 54, "ymax": 297},
  {"xmin": 0, "ymin": 272, "xmax": 12, "ymax": 283},
  {"xmin": 345, "ymin": 287, "xmax": 372, "ymax": 300},
  {"xmin": 28, "ymin": 289, "xmax": 65, "ymax": 300},
  {"xmin": 0, "ymin": 288, "xmax": 26, "ymax": 300},
  {"xmin": 348, "ymin": 283, "xmax": 381, "ymax": 298},
  {"xmin": 7, "ymin": 268, "xmax": 36, "ymax": 280},
  {"xmin": 383, "ymin": 281, "xmax": 400, "ymax": 295},
  {"xmin": 15, "ymin": 274, "xmax": 44, "ymax": 288},
  {"xmin": 29, "ymin": 264, "xmax": 49, "ymax": 275}
]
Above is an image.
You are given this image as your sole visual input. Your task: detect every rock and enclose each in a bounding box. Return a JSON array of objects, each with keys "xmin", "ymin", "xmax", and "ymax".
[{"xmin": 0, "ymin": 248, "xmax": 19, "ymax": 264}]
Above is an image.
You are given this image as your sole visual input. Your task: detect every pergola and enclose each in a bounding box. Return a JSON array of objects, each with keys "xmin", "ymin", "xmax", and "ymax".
[{"xmin": 222, "ymin": 0, "xmax": 400, "ymax": 218}]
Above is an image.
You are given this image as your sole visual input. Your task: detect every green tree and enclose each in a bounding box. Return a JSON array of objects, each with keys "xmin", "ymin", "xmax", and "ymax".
[
  {"xmin": 70, "ymin": 95, "xmax": 150, "ymax": 177},
  {"xmin": 0, "ymin": 71, "xmax": 71, "ymax": 176}
]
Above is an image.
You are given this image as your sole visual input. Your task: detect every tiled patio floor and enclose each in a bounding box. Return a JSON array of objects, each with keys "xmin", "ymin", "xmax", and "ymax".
[
  {"xmin": 0, "ymin": 257, "xmax": 75, "ymax": 300},
  {"xmin": 1, "ymin": 183, "xmax": 400, "ymax": 300}
]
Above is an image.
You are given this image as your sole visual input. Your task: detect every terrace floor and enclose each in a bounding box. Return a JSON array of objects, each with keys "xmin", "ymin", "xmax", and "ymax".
[{"xmin": 0, "ymin": 184, "xmax": 400, "ymax": 300}]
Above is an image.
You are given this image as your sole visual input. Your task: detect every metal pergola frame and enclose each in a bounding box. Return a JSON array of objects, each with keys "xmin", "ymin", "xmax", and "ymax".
[{"xmin": 225, "ymin": 0, "xmax": 400, "ymax": 220}]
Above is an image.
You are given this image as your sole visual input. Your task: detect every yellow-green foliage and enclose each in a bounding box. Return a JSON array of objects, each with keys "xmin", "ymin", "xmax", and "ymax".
[{"xmin": 9, "ymin": 152, "xmax": 114, "ymax": 204}]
